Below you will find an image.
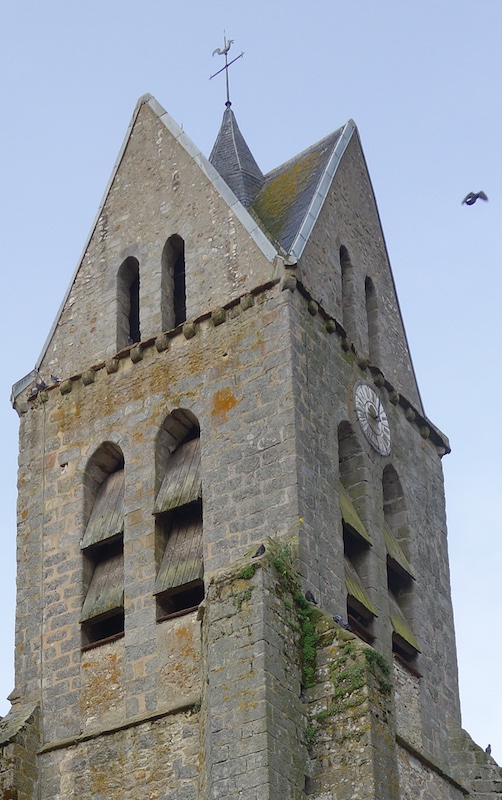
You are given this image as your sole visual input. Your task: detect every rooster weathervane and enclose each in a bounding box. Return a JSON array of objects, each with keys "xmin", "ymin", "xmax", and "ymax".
[{"xmin": 210, "ymin": 34, "xmax": 244, "ymax": 107}]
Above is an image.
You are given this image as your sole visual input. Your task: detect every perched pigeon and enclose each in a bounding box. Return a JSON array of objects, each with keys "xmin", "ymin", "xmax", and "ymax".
[
  {"xmin": 486, "ymin": 744, "xmax": 492, "ymax": 755},
  {"xmin": 51, "ymin": 374, "xmax": 62, "ymax": 384},
  {"xmin": 305, "ymin": 590, "xmax": 318, "ymax": 605},
  {"xmin": 126, "ymin": 336, "xmax": 134, "ymax": 346},
  {"xmin": 462, "ymin": 191, "xmax": 488, "ymax": 205},
  {"xmin": 252, "ymin": 543, "xmax": 265, "ymax": 558},
  {"xmin": 36, "ymin": 379, "xmax": 47, "ymax": 391},
  {"xmin": 334, "ymin": 614, "xmax": 352, "ymax": 631}
]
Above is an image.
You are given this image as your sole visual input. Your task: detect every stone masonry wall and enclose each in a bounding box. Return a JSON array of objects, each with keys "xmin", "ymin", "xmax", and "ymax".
[
  {"xmin": 298, "ymin": 131, "xmax": 422, "ymax": 410},
  {"xmin": 201, "ymin": 540, "xmax": 307, "ymax": 800},
  {"xmin": 38, "ymin": 709, "xmax": 200, "ymax": 800},
  {"xmin": 0, "ymin": 703, "xmax": 40, "ymax": 800},
  {"xmin": 286, "ymin": 281, "xmax": 462, "ymax": 771},
  {"xmin": 37, "ymin": 101, "xmax": 277, "ymax": 381},
  {"xmin": 305, "ymin": 618, "xmax": 399, "ymax": 800},
  {"xmin": 12, "ymin": 285, "xmax": 300, "ymax": 750}
]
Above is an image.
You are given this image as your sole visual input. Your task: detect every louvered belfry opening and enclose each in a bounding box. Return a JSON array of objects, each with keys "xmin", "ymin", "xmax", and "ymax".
[
  {"xmin": 80, "ymin": 443, "xmax": 125, "ymax": 648},
  {"xmin": 338, "ymin": 422, "xmax": 376, "ymax": 642},
  {"xmin": 383, "ymin": 465, "xmax": 420, "ymax": 664},
  {"xmin": 154, "ymin": 409, "xmax": 203, "ymax": 620}
]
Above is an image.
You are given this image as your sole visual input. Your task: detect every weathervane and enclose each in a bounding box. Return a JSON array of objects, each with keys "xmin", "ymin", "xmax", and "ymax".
[{"xmin": 210, "ymin": 34, "xmax": 244, "ymax": 107}]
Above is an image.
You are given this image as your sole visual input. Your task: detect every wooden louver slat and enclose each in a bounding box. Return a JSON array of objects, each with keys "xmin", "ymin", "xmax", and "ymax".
[
  {"xmin": 339, "ymin": 486, "xmax": 372, "ymax": 545},
  {"xmin": 384, "ymin": 523, "xmax": 415, "ymax": 579},
  {"xmin": 153, "ymin": 438, "xmax": 201, "ymax": 514},
  {"xmin": 79, "ymin": 551, "xmax": 124, "ymax": 622},
  {"xmin": 154, "ymin": 509, "xmax": 203, "ymax": 595},
  {"xmin": 389, "ymin": 593, "xmax": 420, "ymax": 652},
  {"xmin": 81, "ymin": 469, "xmax": 124, "ymax": 549},
  {"xmin": 344, "ymin": 557, "xmax": 378, "ymax": 617}
]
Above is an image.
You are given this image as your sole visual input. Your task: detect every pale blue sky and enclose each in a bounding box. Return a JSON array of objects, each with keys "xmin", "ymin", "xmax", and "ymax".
[{"xmin": 1, "ymin": 0, "xmax": 501, "ymax": 759}]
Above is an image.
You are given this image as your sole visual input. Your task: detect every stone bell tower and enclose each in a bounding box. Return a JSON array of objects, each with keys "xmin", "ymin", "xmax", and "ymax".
[{"xmin": 1, "ymin": 92, "xmax": 500, "ymax": 799}]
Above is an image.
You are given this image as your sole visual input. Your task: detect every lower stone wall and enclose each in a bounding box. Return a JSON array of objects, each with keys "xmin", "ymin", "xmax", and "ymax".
[
  {"xmin": 449, "ymin": 723, "xmax": 502, "ymax": 798},
  {"xmin": 397, "ymin": 745, "xmax": 465, "ymax": 800},
  {"xmin": 393, "ymin": 657, "xmax": 421, "ymax": 750},
  {"xmin": 39, "ymin": 709, "xmax": 200, "ymax": 800},
  {"xmin": 305, "ymin": 621, "xmax": 398, "ymax": 800},
  {"xmin": 0, "ymin": 702, "xmax": 40, "ymax": 800}
]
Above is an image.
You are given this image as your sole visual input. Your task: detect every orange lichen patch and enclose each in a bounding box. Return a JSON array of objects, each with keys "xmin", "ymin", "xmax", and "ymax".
[
  {"xmin": 80, "ymin": 650, "xmax": 123, "ymax": 717},
  {"xmin": 211, "ymin": 388, "xmax": 238, "ymax": 422},
  {"xmin": 174, "ymin": 624, "xmax": 199, "ymax": 659}
]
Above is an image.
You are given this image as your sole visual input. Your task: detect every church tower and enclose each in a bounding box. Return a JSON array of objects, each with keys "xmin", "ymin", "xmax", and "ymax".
[{"xmin": 1, "ymin": 92, "xmax": 500, "ymax": 799}]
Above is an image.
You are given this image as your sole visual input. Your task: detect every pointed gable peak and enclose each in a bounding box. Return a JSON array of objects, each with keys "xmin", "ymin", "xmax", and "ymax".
[{"xmin": 209, "ymin": 104, "xmax": 264, "ymax": 207}]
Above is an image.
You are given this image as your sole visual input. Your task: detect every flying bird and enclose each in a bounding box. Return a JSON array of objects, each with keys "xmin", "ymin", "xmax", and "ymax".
[
  {"xmin": 212, "ymin": 39, "xmax": 234, "ymax": 57},
  {"xmin": 462, "ymin": 191, "xmax": 488, "ymax": 205},
  {"xmin": 334, "ymin": 614, "xmax": 352, "ymax": 631},
  {"xmin": 252, "ymin": 543, "xmax": 265, "ymax": 558},
  {"xmin": 305, "ymin": 590, "xmax": 318, "ymax": 605}
]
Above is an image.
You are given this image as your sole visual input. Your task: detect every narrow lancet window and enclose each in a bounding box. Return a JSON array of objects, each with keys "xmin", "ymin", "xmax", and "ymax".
[
  {"xmin": 340, "ymin": 246, "xmax": 357, "ymax": 346},
  {"xmin": 117, "ymin": 256, "xmax": 140, "ymax": 349},
  {"xmin": 365, "ymin": 276, "xmax": 380, "ymax": 364},
  {"xmin": 161, "ymin": 235, "xmax": 186, "ymax": 331}
]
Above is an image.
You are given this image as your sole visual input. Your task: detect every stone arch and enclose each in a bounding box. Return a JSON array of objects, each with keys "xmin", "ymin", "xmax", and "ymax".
[
  {"xmin": 382, "ymin": 464, "xmax": 409, "ymax": 547},
  {"xmin": 83, "ymin": 441, "xmax": 124, "ymax": 528},
  {"xmin": 155, "ymin": 408, "xmax": 200, "ymax": 494}
]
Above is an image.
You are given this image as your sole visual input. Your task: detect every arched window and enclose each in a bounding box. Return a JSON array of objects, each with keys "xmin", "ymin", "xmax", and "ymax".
[
  {"xmin": 161, "ymin": 235, "xmax": 186, "ymax": 331},
  {"xmin": 340, "ymin": 246, "xmax": 357, "ymax": 345},
  {"xmin": 117, "ymin": 257, "xmax": 140, "ymax": 349},
  {"xmin": 338, "ymin": 422, "xmax": 376, "ymax": 641},
  {"xmin": 154, "ymin": 409, "xmax": 203, "ymax": 620},
  {"xmin": 382, "ymin": 465, "xmax": 419, "ymax": 663},
  {"xmin": 80, "ymin": 442, "xmax": 125, "ymax": 648},
  {"xmin": 365, "ymin": 276, "xmax": 380, "ymax": 364}
]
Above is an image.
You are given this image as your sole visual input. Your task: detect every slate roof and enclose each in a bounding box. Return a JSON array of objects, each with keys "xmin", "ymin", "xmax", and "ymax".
[
  {"xmin": 251, "ymin": 126, "xmax": 347, "ymax": 255},
  {"xmin": 209, "ymin": 104, "xmax": 264, "ymax": 207}
]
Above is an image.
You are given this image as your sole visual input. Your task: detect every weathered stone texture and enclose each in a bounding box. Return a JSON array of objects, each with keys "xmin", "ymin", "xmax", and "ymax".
[
  {"xmin": 299, "ymin": 132, "xmax": 422, "ymax": 410},
  {"xmin": 393, "ymin": 657, "xmax": 421, "ymax": 750},
  {"xmin": 306, "ymin": 620, "xmax": 398, "ymax": 800},
  {"xmin": 8, "ymin": 95, "xmax": 502, "ymax": 799},
  {"xmin": 39, "ymin": 710, "xmax": 200, "ymax": 800},
  {"xmin": 202, "ymin": 545, "xmax": 306, "ymax": 800},
  {"xmin": 38, "ymin": 102, "xmax": 276, "ymax": 380},
  {"xmin": 0, "ymin": 703, "xmax": 40, "ymax": 800},
  {"xmin": 397, "ymin": 746, "xmax": 465, "ymax": 800}
]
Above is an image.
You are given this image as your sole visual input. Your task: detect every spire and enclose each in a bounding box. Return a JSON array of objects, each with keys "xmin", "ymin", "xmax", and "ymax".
[{"xmin": 209, "ymin": 105, "xmax": 264, "ymax": 207}]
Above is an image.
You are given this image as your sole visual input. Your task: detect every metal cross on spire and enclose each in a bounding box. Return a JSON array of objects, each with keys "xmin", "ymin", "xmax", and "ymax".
[{"xmin": 210, "ymin": 35, "xmax": 244, "ymax": 107}]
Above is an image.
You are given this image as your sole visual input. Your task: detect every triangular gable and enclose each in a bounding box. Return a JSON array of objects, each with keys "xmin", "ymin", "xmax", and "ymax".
[{"xmin": 16, "ymin": 95, "xmax": 277, "ymax": 396}]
